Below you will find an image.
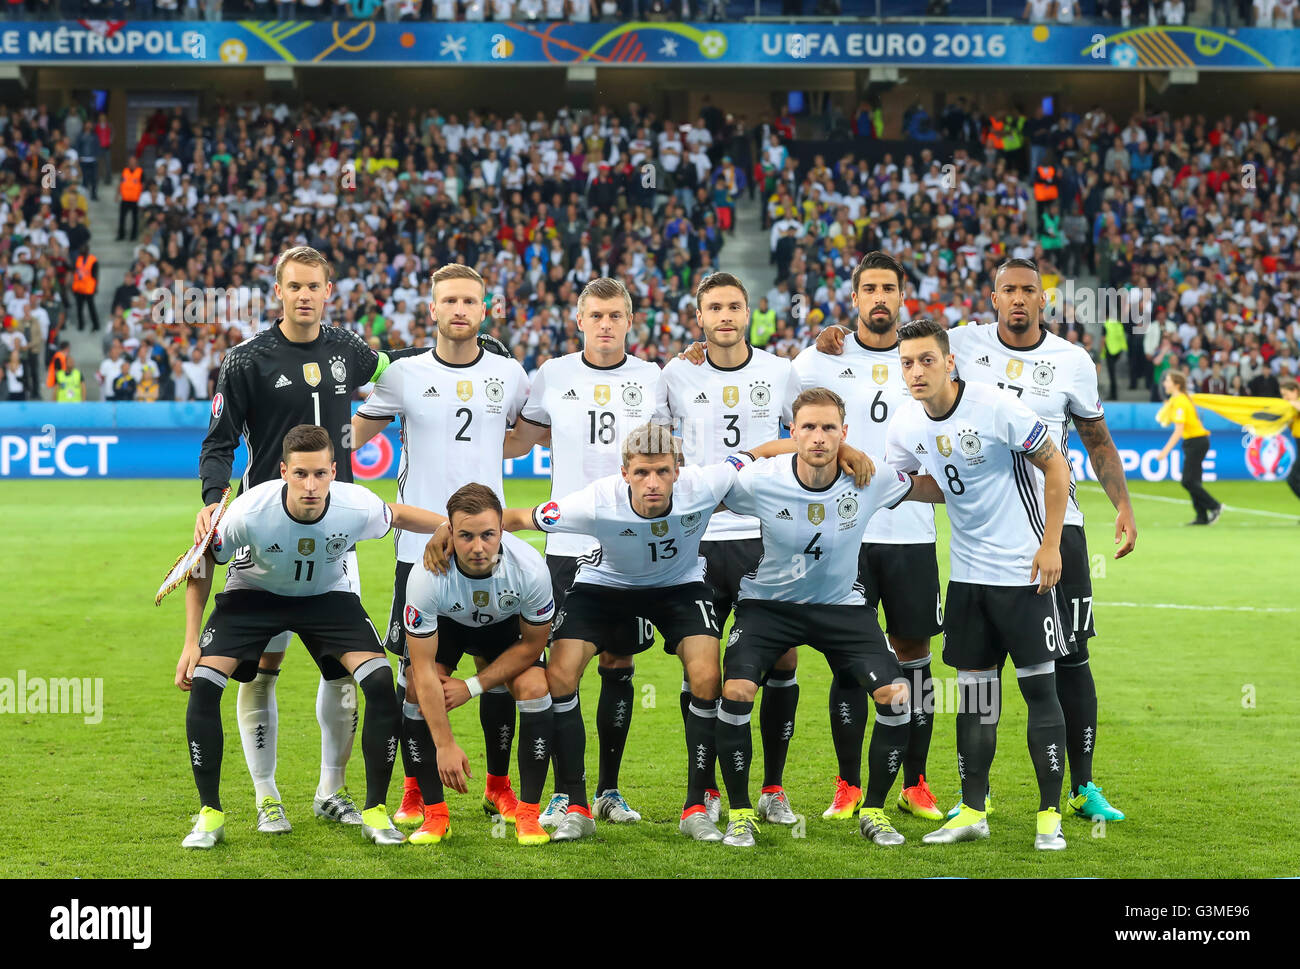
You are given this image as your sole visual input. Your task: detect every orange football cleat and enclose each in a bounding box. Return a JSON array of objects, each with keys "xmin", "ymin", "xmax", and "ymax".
[
  {"xmin": 394, "ymin": 776, "xmax": 424, "ymax": 825},
  {"xmin": 482, "ymin": 775, "xmax": 519, "ymax": 824},
  {"xmin": 409, "ymin": 803, "xmax": 451, "ymax": 845},
  {"xmin": 514, "ymin": 803, "xmax": 550, "ymax": 845},
  {"xmin": 898, "ymin": 775, "xmax": 944, "ymax": 821},
  {"xmin": 822, "ymin": 776, "xmax": 865, "ymax": 819}
]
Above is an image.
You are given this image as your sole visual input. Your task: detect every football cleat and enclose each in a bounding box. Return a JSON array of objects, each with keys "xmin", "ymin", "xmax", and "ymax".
[
  {"xmin": 945, "ymin": 790, "xmax": 994, "ymax": 820},
  {"xmin": 859, "ymin": 807, "xmax": 905, "ymax": 847},
  {"xmin": 897, "ymin": 776, "xmax": 944, "ymax": 821},
  {"xmin": 1207, "ymin": 506, "xmax": 1222, "ymax": 525},
  {"xmin": 756, "ymin": 787, "xmax": 799, "ymax": 825},
  {"xmin": 539, "ymin": 793, "xmax": 570, "ymax": 829},
  {"xmin": 551, "ymin": 809, "xmax": 596, "ymax": 842},
  {"xmin": 408, "ymin": 804, "xmax": 451, "ymax": 845},
  {"xmin": 482, "ymin": 778, "xmax": 519, "ymax": 824},
  {"xmin": 822, "ymin": 776, "xmax": 864, "ymax": 819},
  {"xmin": 361, "ymin": 805, "xmax": 407, "ymax": 845},
  {"xmin": 703, "ymin": 788, "xmax": 723, "ymax": 825},
  {"xmin": 922, "ymin": 805, "xmax": 990, "ymax": 845},
  {"xmin": 679, "ymin": 807, "xmax": 723, "ymax": 842},
  {"xmin": 515, "ymin": 803, "xmax": 550, "ymax": 846},
  {"xmin": 313, "ymin": 788, "xmax": 362, "ymax": 825},
  {"xmin": 1035, "ymin": 808, "xmax": 1067, "ymax": 851},
  {"xmin": 593, "ymin": 789, "xmax": 642, "ymax": 823},
  {"xmin": 722, "ymin": 808, "xmax": 760, "ymax": 847},
  {"xmin": 182, "ymin": 806, "xmax": 225, "ymax": 849},
  {"xmin": 256, "ymin": 796, "xmax": 291, "ymax": 834},
  {"xmin": 394, "ymin": 776, "xmax": 424, "ymax": 825},
  {"xmin": 1067, "ymin": 782, "xmax": 1125, "ymax": 821}
]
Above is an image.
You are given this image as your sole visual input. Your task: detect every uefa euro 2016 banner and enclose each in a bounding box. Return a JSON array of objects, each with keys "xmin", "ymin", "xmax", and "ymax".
[
  {"xmin": 0, "ymin": 402, "xmax": 1293, "ymax": 482},
  {"xmin": 1, "ymin": 21, "xmax": 1297, "ymax": 69}
]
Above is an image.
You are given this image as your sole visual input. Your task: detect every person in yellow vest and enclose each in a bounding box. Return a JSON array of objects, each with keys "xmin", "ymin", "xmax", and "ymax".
[
  {"xmin": 1281, "ymin": 377, "xmax": 1300, "ymax": 509},
  {"xmin": 749, "ymin": 297, "xmax": 777, "ymax": 347},
  {"xmin": 118, "ymin": 154, "xmax": 143, "ymax": 241},
  {"xmin": 136, "ymin": 360, "xmax": 160, "ymax": 403},
  {"xmin": 72, "ymin": 244, "xmax": 100, "ymax": 332},
  {"xmin": 1102, "ymin": 316, "xmax": 1127, "ymax": 400},
  {"xmin": 1156, "ymin": 370, "xmax": 1222, "ymax": 525},
  {"xmin": 55, "ymin": 349, "xmax": 85, "ymax": 402}
]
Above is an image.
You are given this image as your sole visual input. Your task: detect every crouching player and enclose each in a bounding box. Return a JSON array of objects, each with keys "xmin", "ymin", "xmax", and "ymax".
[
  {"xmin": 401, "ymin": 484, "xmax": 557, "ymax": 847},
  {"xmin": 175, "ymin": 424, "xmax": 446, "ymax": 848}
]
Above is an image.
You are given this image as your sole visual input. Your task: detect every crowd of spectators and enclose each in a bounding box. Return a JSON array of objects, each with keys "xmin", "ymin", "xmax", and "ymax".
[{"xmin": 2, "ymin": 89, "xmax": 1298, "ymax": 407}]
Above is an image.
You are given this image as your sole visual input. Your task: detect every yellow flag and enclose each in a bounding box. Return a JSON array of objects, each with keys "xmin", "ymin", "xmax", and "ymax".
[{"xmin": 1188, "ymin": 394, "xmax": 1296, "ymax": 437}]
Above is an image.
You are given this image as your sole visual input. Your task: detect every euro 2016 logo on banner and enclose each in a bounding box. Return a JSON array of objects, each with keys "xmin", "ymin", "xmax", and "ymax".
[
  {"xmin": 807, "ymin": 503, "xmax": 825, "ymax": 525},
  {"xmin": 723, "ymin": 386, "xmax": 740, "ymax": 408}
]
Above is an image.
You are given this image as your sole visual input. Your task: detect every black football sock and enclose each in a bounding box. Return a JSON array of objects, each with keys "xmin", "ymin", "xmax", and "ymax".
[
  {"xmin": 1055, "ymin": 657, "xmax": 1098, "ymax": 795},
  {"xmin": 684, "ymin": 694, "xmax": 718, "ymax": 811},
  {"xmin": 900, "ymin": 656, "xmax": 935, "ymax": 788},
  {"xmin": 1018, "ymin": 664, "xmax": 1067, "ymax": 812},
  {"xmin": 552, "ymin": 692, "xmax": 588, "ymax": 811},
  {"xmin": 864, "ymin": 700, "xmax": 911, "ymax": 809},
  {"xmin": 955, "ymin": 669, "xmax": 999, "ymax": 813},
  {"xmin": 186, "ymin": 667, "xmax": 228, "ymax": 811},
  {"xmin": 716, "ymin": 698, "xmax": 754, "ymax": 811},
  {"xmin": 480, "ymin": 685, "xmax": 516, "ymax": 780},
  {"xmin": 353, "ymin": 657, "xmax": 401, "ymax": 811},
  {"xmin": 516, "ymin": 696, "xmax": 554, "ymax": 805},
  {"xmin": 401, "ymin": 702, "xmax": 445, "ymax": 807},
  {"xmin": 595, "ymin": 663, "xmax": 635, "ymax": 794},
  {"xmin": 827, "ymin": 680, "xmax": 868, "ymax": 788},
  {"xmin": 759, "ymin": 671, "xmax": 798, "ymax": 789},
  {"xmin": 680, "ymin": 677, "xmax": 718, "ymax": 791}
]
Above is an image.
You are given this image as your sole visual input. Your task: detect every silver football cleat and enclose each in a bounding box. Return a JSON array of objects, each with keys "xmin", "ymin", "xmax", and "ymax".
[
  {"xmin": 703, "ymin": 790, "xmax": 722, "ymax": 825},
  {"xmin": 313, "ymin": 789, "xmax": 363, "ymax": 825},
  {"xmin": 922, "ymin": 815, "xmax": 991, "ymax": 844},
  {"xmin": 593, "ymin": 789, "xmax": 642, "ymax": 823},
  {"xmin": 551, "ymin": 811, "xmax": 597, "ymax": 842},
  {"xmin": 182, "ymin": 810, "xmax": 225, "ymax": 849},
  {"xmin": 756, "ymin": 789, "xmax": 799, "ymax": 825},
  {"xmin": 1035, "ymin": 814, "xmax": 1067, "ymax": 851},
  {"xmin": 539, "ymin": 793, "xmax": 570, "ymax": 830},
  {"xmin": 256, "ymin": 797, "xmax": 292, "ymax": 834},
  {"xmin": 859, "ymin": 808, "xmax": 905, "ymax": 846},
  {"xmin": 679, "ymin": 810, "xmax": 724, "ymax": 842},
  {"xmin": 362, "ymin": 816, "xmax": 407, "ymax": 846},
  {"xmin": 722, "ymin": 813, "xmax": 759, "ymax": 847}
]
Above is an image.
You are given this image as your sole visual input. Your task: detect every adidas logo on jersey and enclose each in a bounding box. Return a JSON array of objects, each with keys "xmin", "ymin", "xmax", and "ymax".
[
  {"xmin": 694, "ymin": 392, "xmax": 709, "ymax": 403},
  {"xmin": 915, "ymin": 444, "xmax": 927, "ymax": 454},
  {"xmin": 274, "ymin": 374, "xmax": 291, "ymax": 389},
  {"xmin": 776, "ymin": 508, "xmax": 793, "ymax": 520},
  {"xmin": 839, "ymin": 367, "xmax": 855, "ymax": 378},
  {"xmin": 619, "ymin": 528, "xmax": 637, "ymax": 536},
  {"xmin": 562, "ymin": 389, "xmax": 578, "ymax": 400},
  {"xmin": 449, "ymin": 602, "xmax": 464, "ymax": 612},
  {"xmin": 976, "ymin": 355, "xmax": 991, "ymax": 366},
  {"xmin": 423, "ymin": 385, "xmax": 439, "ymax": 397},
  {"xmin": 263, "ymin": 543, "xmax": 282, "ymax": 553}
]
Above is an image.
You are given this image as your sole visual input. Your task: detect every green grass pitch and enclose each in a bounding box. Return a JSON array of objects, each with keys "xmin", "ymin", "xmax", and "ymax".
[{"xmin": 3, "ymin": 477, "xmax": 1298, "ymax": 878}]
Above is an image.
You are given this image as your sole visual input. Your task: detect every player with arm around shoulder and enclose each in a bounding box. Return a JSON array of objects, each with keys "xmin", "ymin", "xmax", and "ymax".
[{"xmin": 175, "ymin": 425, "xmax": 447, "ymax": 849}]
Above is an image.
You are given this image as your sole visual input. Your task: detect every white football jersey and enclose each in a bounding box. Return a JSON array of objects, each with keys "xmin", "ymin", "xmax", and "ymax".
[
  {"xmin": 656, "ymin": 347, "xmax": 800, "ymax": 541},
  {"xmin": 358, "ymin": 347, "xmax": 529, "ymax": 562},
  {"xmin": 520, "ymin": 351, "xmax": 665, "ymax": 557},
  {"xmin": 723, "ymin": 454, "xmax": 913, "ymax": 606},
  {"xmin": 402, "ymin": 531, "xmax": 555, "ymax": 636},
  {"xmin": 793, "ymin": 336, "xmax": 936, "ymax": 545},
  {"xmin": 948, "ymin": 322, "xmax": 1104, "ymax": 528},
  {"xmin": 214, "ymin": 480, "xmax": 392, "ymax": 596},
  {"xmin": 885, "ymin": 380, "xmax": 1052, "ymax": 586},
  {"xmin": 531, "ymin": 457, "xmax": 748, "ymax": 589}
]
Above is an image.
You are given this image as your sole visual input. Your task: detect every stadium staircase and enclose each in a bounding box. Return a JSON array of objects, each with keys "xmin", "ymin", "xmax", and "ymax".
[{"xmin": 75, "ymin": 187, "xmax": 145, "ymax": 400}]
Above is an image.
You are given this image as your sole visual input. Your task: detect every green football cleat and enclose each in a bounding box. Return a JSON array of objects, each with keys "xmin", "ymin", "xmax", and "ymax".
[
  {"xmin": 182, "ymin": 806, "xmax": 226, "ymax": 849},
  {"xmin": 922, "ymin": 805, "xmax": 990, "ymax": 845},
  {"xmin": 945, "ymin": 790, "xmax": 994, "ymax": 820},
  {"xmin": 1067, "ymin": 782, "xmax": 1125, "ymax": 821},
  {"xmin": 1035, "ymin": 808, "xmax": 1067, "ymax": 851}
]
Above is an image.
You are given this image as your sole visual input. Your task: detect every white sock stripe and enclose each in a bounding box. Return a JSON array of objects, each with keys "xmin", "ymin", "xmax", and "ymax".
[
  {"xmin": 717, "ymin": 707, "xmax": 751, "ymax": 726},
  {"xmin": 352, "ymin": 657, "xmax": 390, "ymax": 683},
  {"xmin": 765, "ymin": 675, "xmax": 798, "ymax": 688},
  {"xmin": 874, "ymin": 709, "xmax": 911, "ymax": 727},
  {"xmin": 681, "ymin": 679, "xmax": 691, "ymax": 693},
  {"xmin": 486, "ymin": 684, "xmax": 510, "ymax": 695},
  {"xmin": 553, "ymin": 694, "xmax": 580, "ymax": 713},
  {"xmin": 396, "ymin": 666, "xmax": 407, "ymax": 689},
  {"xmin": 193, "ymin": 666, "xmax": 228, "ymax": 689},
  {"xmin": 898, "ymin": 657, "xmax": 931, "ymax": 669},
  {"xmin": 689, "ymin": 702, "xmax": 719, "ymax": 719},
  {"xmin": 957, "ymin": 669, "xmax": 998, "ymax": 684},
  {"xmin": 1016, "ymin": 661, "xmax": 1056, "ymax": 678},
  {"xmin": 402, "ymin": 701, "xmax": 423, "ymax": 720},
  {"xmin": 517, "ymin": 695, "xmax": 553, "ymax": 714}
]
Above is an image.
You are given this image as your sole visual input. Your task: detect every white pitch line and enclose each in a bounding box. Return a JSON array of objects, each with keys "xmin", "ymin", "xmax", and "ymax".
[
  {"xmin": 1075, "ymin": 483, "xmax": 1300, "ymax": 521},
  {"xmin": 1097, "ymin": 601, "xmax": 1297, "ymax": 614}
]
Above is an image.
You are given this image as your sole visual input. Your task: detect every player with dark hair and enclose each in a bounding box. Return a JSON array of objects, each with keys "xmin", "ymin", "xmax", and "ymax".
[{"xmin": 175, "ymin": 425, "xmax": 445, "ymax": 849}]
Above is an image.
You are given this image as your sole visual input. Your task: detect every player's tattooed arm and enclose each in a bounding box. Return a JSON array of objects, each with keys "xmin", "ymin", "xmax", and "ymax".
[
  {"xmin": 1073, "ymin": 416, "xmax": 1137, "ymax": 558},
  {"xmin": 503, "ymin": 418, "xmax": 550, "ymax": 458},
  {"xmin": 1025, "ymin": 436, "xmax": 1069, "ymax": 593}
]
